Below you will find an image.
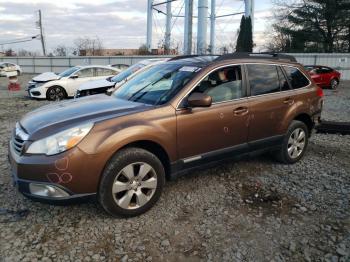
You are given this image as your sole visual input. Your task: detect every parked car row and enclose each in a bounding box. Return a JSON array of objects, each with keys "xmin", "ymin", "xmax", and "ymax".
[
  {"xmin": 9, "ymin": 53, "xmax": 324, "ymax": 216},
  {"xmin": 20, "ymin": 60, "xmax": 341, "ymax": 102},
  {"xmin": 76, "ymin": 58, "xmax": 168, "ymax": 98},
  {"xmin": 26, "ymin": 65, "xmax": 120, "ymax": 100},
  {"xmin": 0, "ymin": 62, "xmax": 22, "ymax": 76}
]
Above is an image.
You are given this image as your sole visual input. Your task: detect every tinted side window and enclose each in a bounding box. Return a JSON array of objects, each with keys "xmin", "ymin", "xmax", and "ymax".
[
  {"xmin": 247, "ymin": 64, "xmax": 280, "ymax": 96},
  {"xmin": 192, "ymin": 65, "xmax": 243, "ymax": 103},
  {"xmin": 320, "ymin": 67, "xmax": 333, "ymax": 74},
  {"xmin": 283, "ymin": 66, "xmax": 309, "ymax": 89},
  {"xmin": 76, "ymin": 68, "xmax": 94, "ymax": 78},
  {"xmin": 96, "ymin": 68, "xmax": 115, "ymax": 76}
]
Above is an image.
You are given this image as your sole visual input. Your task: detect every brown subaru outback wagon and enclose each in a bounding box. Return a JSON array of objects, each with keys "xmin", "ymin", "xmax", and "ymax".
[{"xmin": 9, "ymin": 53, "xmax": 323, "ymax": 216}]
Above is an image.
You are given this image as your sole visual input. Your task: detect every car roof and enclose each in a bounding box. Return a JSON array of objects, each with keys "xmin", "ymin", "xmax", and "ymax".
[
  {"xmin": 305, "ymin": 65, "xmax": 332, "ymax": 69},
  {"xmin": 167, "ymin": 53, "xmax": 298, "ymax": 68},
  {"xmin": 75, "ymin": 65, "xmax": 119, "ymax": 70},
  {"xmin": 139, "ymin": 58, "xmax": 170, "ymax": 65},
  {"xmin": 166, "ymin": 56, "xmax": 218, "ymax": 67}
]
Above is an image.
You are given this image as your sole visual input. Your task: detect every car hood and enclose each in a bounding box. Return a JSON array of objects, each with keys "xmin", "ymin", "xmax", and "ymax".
[
  {"xmin": 20, "ymin": 94, "xmax": 150, "ymax": 139},
  {"xmin": 79, "ymin": 78, "xmax": 115, "ymax": 91},
  {"xmin": 32, "ymin": 72, "xmax": 60, "ymax": 82}
]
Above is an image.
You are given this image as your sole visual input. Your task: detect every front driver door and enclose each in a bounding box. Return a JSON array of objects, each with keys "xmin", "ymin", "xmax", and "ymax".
[{"xmin": 176, "ymin": 65, "xmax": 249, "ymax": 168}]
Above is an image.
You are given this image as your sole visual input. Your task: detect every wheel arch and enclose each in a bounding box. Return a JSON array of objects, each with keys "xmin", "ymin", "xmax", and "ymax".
[
  {"xmin": 103, "ymin": 140, "xmax": 172, "ymax": 181},
  {"xmin": 330, "ymin": 77, "xmax": 339, "ymax": 84},
  {"xmin": 294, "ymin": 113, "xmax": 313, "ymax": 136}
]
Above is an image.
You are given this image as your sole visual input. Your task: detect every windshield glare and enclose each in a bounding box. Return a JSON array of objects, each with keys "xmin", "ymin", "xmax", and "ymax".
[
  {"xmin": 113, "ymin": 63, "xmax": 199, "ymax": 105},
  {"xmin": 110, "ymin": 63, "xmax": 145, "ymax": 83},
  {"xmin": 59, "ymin": 67, "xmax": 80, "ymax": 77}
]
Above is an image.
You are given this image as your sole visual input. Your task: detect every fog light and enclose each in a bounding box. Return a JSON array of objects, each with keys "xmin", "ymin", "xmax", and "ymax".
[{"xmin": 29, "ymin": 183, "xmax": 70, "ymax": 198}]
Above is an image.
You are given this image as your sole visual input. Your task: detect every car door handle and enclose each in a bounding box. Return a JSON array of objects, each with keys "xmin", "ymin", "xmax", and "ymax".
[
  {"xmin": 283, "ymin": 98, "xmax": 294, "ymax": 105},
  {"xmin": 233, "ymin": 107, "xmax": 249, "ymax": 116}
]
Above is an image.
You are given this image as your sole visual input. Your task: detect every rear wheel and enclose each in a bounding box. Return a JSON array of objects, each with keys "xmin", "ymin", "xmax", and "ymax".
[
  {"xmin": 98, "ymin": 147, "xmax": 165, "ymax": 217},
  {"xmin": 274, "ymin": 120, "xmax": 309, "ymax": 164},
  {"xmin": 47, "ymin": 86, "xmax": 66, "ymax": 101},
  {"xmin": 330, "ymin": 79, "xmax": 338, "ymax": 89}
]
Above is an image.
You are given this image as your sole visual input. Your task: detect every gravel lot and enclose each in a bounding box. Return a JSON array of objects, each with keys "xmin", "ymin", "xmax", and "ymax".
[{"xmin": 0, "ymin": 74, "xmax": 349, "ymax": 262}]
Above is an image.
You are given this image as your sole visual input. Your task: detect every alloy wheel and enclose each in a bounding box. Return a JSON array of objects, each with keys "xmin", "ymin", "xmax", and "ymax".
[
  {"xmin": 112, "ymin": 162, "xmax": 157, "ymax": 210},
  {"xmin": 48, "ymin": 87, "xmax": 65, "ymax": 100},
  {"xmin": 331, "ymin": 79, "xmax": 338, "ymax": 89},
  {"xmin": 287, "ymin": 128, "xmax": 306, "ymax": 159}
]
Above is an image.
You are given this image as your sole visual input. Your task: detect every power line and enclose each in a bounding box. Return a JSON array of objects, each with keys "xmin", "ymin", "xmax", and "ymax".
[{"xmin": 0, "ymin": 35, "xmax": 40, "ymax": 45}]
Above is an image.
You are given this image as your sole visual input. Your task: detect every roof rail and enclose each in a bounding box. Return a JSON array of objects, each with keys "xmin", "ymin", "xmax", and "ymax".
[{"xmin": 215, "ymin": 52, "xmax": 297, "ymax": 62}]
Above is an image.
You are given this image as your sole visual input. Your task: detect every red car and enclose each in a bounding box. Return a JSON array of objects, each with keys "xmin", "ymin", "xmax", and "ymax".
[{"xmin": 304, "ymin": 65, "xmax": 341, "ymax": 89}]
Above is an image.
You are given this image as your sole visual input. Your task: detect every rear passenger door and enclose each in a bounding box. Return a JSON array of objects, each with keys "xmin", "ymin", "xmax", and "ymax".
[{"xmin": 245, "ymin": 63, "xmax": 293, "ymax": 148}]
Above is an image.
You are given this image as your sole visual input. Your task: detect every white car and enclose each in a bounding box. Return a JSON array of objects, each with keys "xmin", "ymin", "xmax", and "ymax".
[
  {"xmin": 76, "ymin": 59, "xmax": 168, "ymax": 98},
  {"xmin": 0, "ymin": 62, "xmax": 22, "ymax": 76},
  {"xmin": 27, "ymin": 65, "xmax": 121, "ymax": 100}
]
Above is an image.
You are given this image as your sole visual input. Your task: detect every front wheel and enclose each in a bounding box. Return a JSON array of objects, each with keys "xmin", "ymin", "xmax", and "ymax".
[
  {"xmin": 98, "ymin": 148, "xmax": 165, "ymax": 217},
  {"xmin": 274, "ymin": 120, "xmax": 309, "ymax": 164},
  {"xmin": 47, "ymin": 86, "xmax": 66, "ymax": 101}
]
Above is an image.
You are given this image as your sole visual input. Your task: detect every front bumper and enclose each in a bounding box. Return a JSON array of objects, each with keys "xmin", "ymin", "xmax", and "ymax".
[
  {"xmin": 8, "ymin": 141, "xmax": 100, "ymax": 203},
  {"xmin": 15, "ymin": 179, "xmax": 95, "ymax": 204},
  {"xmin": 26, "ymin": 84, "xmax": 46, "ymax": 99}
]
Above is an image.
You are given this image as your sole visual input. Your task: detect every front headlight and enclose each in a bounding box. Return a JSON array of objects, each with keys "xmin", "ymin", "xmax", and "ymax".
[
  {"xmin": 35, "ymin": 82, "xmax": 45, "ymax": 88},
  {"xmin": 26, "ymin": 123, "xmax": 94, "ymax": 155}
]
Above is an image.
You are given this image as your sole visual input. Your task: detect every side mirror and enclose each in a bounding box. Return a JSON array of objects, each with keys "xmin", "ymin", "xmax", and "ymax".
[
  {"xmin": 70, "ymin": 74, "xmax": 79, "ymax": 79},
  {"xmin": 187, "ymin": 92, "xmax": 212, "ymax": 107}
]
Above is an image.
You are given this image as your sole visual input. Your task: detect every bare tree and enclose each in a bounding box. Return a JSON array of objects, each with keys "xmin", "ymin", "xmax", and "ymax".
[
  {"xmin": 73, "ymin": 36, "xmax": 104, "ymax": 56},
  {"xmin": 137, "ymin": 44, "xmax": 151, "ymax": 55},
  {"xmin": 5, "ymin": 49, "xmax": 15, "ymax": 56},
  {"xmin": 53, "ymin": 45, "xmax": 69, "ymax": 56},
  {"xmin": 17, "ymin": 49, "xmax": 41, "ymax": 56}
]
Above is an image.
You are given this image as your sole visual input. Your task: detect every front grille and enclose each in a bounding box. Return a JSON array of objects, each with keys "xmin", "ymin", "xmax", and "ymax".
[
  {"xmin": 12, "ymin": 137, "xmax": 25, "ymax": 154},
  {"xmin": 11, "ymin": 123, "xmax": 29, "ymax": 155}
]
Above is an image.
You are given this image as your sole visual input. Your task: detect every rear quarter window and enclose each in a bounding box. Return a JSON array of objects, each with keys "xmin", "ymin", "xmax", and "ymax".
[{"xmin": 283, "ymin": 66, "xmax": 310, "ymax": 89}]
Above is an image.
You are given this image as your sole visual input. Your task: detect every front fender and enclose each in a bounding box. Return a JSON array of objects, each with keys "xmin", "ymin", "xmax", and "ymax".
[{"xmin": 78, "ymin": 120, "xmax": 177, "ymax": 163}]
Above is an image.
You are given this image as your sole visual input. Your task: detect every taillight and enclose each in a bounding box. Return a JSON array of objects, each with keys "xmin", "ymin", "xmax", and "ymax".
[{"xmin": 316, "ymin": 87, "xmax": 324, "ymax": 97}]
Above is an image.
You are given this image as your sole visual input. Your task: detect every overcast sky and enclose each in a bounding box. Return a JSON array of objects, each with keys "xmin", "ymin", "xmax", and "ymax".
[{"xmin": 0, "ymin": 0, "xmax": 274, "ymax": 54}]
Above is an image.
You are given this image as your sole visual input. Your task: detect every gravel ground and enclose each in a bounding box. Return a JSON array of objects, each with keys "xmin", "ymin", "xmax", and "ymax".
[{"xmin": 0, "ymin": 74, "xmax": 349, "ymax": 262}]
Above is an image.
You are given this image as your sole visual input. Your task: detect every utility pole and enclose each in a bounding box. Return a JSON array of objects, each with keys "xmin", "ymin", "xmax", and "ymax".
[
  {"xmin": 197, "ymin": 0, "xmax": 208, "ymax": 54},
  {"xmin": 37, "ymin": 10, "xmax": 46, "ymax": 56},
  {"xmin": 183, "ymin": 0, "xmax": 193, "ymax": 55},
  {"xmin": 164, "ymin": 1, "xmax": 172, "ymax": 54},
  {"xmin": 244, "ymin": 0, "xmax": 254, "ymax": 32},
  {"xmin": 146, "ymin": 0, "xmax": 153, "ymax": 53},
  {"xmin": 210, "ymin": 0, "xmax": 216, "ymax": 54}
]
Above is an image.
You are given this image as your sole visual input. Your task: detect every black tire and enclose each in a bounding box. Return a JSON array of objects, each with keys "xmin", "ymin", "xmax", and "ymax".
[
  {"xmin": 274, "ymin": 120, "xmax": 309, "ymax": 164},
  {"xmin": 330, "ymin": 79, "xmax": 338, "ymax": 89},
  {"xmin": 98, "ymin": 147, "xmax": 165, "ymax": 217},
  {"xmin": 46, "ymin": 86, "xmax": 66, "ymax": 101}
]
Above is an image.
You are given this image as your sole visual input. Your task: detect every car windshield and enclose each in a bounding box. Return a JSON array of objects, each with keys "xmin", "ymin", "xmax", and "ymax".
[
  {"xmin": 110, "ymin": 63, "xmax": 146, "ymax": 83},
  {"xmin": 59, "ymin": 66, "xmax": 80, "ymax": 77},
  {"xmin": 113, "ymin": 63, "xmax": 200, "ymax": 105}
]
